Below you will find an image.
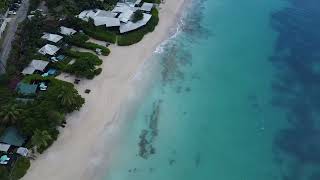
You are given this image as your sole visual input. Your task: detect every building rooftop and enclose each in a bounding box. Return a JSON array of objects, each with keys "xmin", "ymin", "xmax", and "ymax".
[
  {"xmin": 0, "ymin": 143, "xmax": 10, "ymax": 153},
  {"xmin": 119, "ymin": 9, "xmax": 134, "ymax": 23},
  {"xmin": 112, "ymin": 3, "xmax": 136, "ymax": 13},
  {"xmin": 78, "ymin": 9, "xmax": 117, "ymax": 22},
  {"xmin": 120, "ymin": 13, "xmax": 152, "ymax": 33},
  {"xmin": 22, "ymin": 60, "xmax": 49, "ymax": 75},
  {"xmin": 140, "ymin": 2, "xmax": 153, "ymax": 12},
  {"xmin": 60, "ymin": 26, "xmax": 77, "ymax": 36},
  {"xmin": 41, "ymin": 33, "xmax": 63, "ymax": 43},
  {"xmin": 38, "ymin": 44, "xmax": 60, "ymax": 56}
]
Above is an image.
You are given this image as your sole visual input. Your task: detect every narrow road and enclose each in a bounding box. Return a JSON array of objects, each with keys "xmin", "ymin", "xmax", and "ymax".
[{"xmin": 0, "ymin": 0, "xmax": 29, "ymax": 73}]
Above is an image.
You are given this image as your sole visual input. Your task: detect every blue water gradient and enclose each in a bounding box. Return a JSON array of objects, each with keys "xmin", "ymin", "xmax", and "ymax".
[
  {"xmin": 100, "ymin": 0, "xmax": 320, "ymax": 179},
  {"xmin": 271, "ymin": 0, "xmax": 320, "ymax": 179}
]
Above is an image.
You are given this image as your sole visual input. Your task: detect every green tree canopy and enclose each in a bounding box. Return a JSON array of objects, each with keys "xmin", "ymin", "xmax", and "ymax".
[
  {"xmin": 31, "ymin": 129, "xmax": 52, "ymax": 151},
  {"xmin": 0, "ymin": 103, "xmax": 23, "ymax": 126}
]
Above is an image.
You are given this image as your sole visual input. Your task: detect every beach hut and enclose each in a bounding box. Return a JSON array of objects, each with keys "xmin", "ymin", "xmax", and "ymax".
[
  {"xmin": 16, "ymin": 147, "xmax": 29, "ymax": 157},
  {"xmin": 38, "ymin": 44, "xmax": 60, "ymax": 56},
  {"xmin": 41, "ymin": 33, "xmax": 63, "ymax": 43},
  {"xmin": 0, "ymin": 143, "xmax": 10, "ymax": 153},
  {"xmin": 22, "ymin": 60, "xmax": 49, "ymax": 75},
  {"xmin": 60, "ymin": 26, "xmax": 77, "ymax": 36}
]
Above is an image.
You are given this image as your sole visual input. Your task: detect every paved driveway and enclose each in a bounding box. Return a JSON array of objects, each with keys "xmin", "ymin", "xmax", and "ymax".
[{"xmin": 0, "ymin": 0, "xmax": 29, "ymax": 73}]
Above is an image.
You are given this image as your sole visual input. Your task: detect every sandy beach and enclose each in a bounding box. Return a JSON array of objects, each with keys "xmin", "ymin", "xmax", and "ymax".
[{"xmin": 22, "ymin": 0, "xmax": 185, "ymax": 179}]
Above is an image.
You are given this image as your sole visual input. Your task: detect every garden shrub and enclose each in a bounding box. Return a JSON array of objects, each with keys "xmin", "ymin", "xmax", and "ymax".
[{"xmin": 11, "ymin": 157, "xmax": 31, "ymax": 180}]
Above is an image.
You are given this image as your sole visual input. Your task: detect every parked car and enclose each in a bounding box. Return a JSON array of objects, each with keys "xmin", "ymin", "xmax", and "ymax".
[{"xmin": 8, "ymin": 11, "xmax": 17, "ymax": 15}]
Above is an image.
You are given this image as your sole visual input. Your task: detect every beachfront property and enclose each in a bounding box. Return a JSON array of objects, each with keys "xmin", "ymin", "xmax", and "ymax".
[
  {"xmin": 77, "ymin": 1, "xmax": 154, "ymax": 33},
  {"xmin": 0, "ymin": 127, "xmax": 30, "ymax": 167},
  {"xmin": 38, "ymin": 44, "xmax": 60, "ymax": 56},
  {"xmin": 21, "ymin": 60, "xmax": 49, "ymax": 75}
]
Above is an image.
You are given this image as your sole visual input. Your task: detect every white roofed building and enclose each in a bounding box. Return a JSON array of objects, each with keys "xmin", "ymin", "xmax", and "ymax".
[
  {"xmin": 78, "ymin": 9, "xmax": 116, "ymax": 21},
  {"xmin": 140, "ymin": 3, "xmax": 153, "ymax": 12},
  {"xmin": 120, "ymin": 13, "xmax": 152, "ymax": 33},
  {"xmin": 112, "ymin": 3, "xmax": 132, "ymax": 13},
  {"xmin": 22, "ymin": 60, "xmax": 49, "ymax": 75},
  {"xmin": 119, "ymin": 9, "xmax": 134, "ymax": 23},
  {"xmin": 16, "ymin": 147, "xmax": 29, "ymax": 157},
  {"xmin": 77, "ymin": 3, "xmax": 154, "ymax": 33},
  {"xmin": 78, "ymin": 9, "xmax": 119, "ymax": 27},
  {"xmin": 0, "ymin": 143, "xmax": 10, "ymax": 153},
  {"xmin": 41, "ymin": 33, "xmax": 63, "ymax": 43},
  {"xmin": 94, "ymin": 17, "xmax": 121, "ymax": 27},
  {"xmin": 60, "ymin": 26, "xmax": 77, "ymax": 36},
  {"xmin": 38, "ymin": 44, "xmax": 60, "ymax": 56}
]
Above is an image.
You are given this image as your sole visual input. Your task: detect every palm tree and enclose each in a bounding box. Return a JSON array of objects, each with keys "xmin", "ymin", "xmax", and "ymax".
[
  {"xmin": 31, "ymin": 129, "xmax": 52, "ymax": 151},
  {"xmin": 58, "ymin": 86, "xmax": 77, "ymax": 107},
  {"xmin": 0, "ymin": 103, "xmax": 23, "ymax": 125}
]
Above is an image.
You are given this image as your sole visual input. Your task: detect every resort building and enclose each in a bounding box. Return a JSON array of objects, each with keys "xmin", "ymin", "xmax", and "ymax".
[
  {"xmin": 21, "ymin": 59, "xmax": 49, "ymax": 75},
  {"xmin": 38, "ymin": 44, "xmax": 60, "ymax": 56},
  {"xmin": 140, "ymin": 2, "xmax": 153, "ymax": 12},
  {"xmin": 120, "ymin": 13, "xmax": 151, "ymax": 33},
  {"xmin": 41, "ymin": 33, "xmax": 63, "ymax": 43},
  {"xmin": 78, "ymin": 9, "xmax": 120, "ymax": 27},
  {"xmin": 60, "ymin": 26, "xmax": 77, "ymax": 36},
  {"xmin": 0, "ymin": 143, "xmax": 10, "ymax": 153},
  {"xmin": 77, "ymin": 0, "xmax": 154, "ymax": 33},
  {"xmin": 16, "ymin": 147, "xmax": 29, "ymax": 157}
]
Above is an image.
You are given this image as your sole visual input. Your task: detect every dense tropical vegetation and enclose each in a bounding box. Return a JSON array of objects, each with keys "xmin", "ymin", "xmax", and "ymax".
[
  {"xmin": 0, "ymin": 0, "xmax": 162, "ymax": 178},
  {"xmin": 66, "ymin": 33, "xmax": 110, "ymax": 56},
  {"xmin": 0, "ymin": 0, "xmax": 10, "ymax": 13}
]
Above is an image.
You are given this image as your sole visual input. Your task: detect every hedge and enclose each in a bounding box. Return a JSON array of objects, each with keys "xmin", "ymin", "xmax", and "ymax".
[
  {"xmin": 80, "ymin": 42, "xmax": 110, "ymax": 56},
  {"xmin": 83, "ymin": 27, "xmax": 117, "ymax": 44},
  {"xmin": 10, "ymin": 157, "xmax": 31, "ymax": 180},
  {"xmin": 64, "ymin": 50, "xmax": 102, "ymax": 65},
  {"xmin": 67, "ymin": 33, "xmax": 110, "ymax": 56},
  {"xmin": 0, "ymin": 166, "xmax": 9, "ymax": 180},
  {"xmin": 63, "ymin": 50, "xmax": 103, "ymax": 79},
  {"xmin": 117, "ymin": 8, "xmax": 159, "ymax": 46}
]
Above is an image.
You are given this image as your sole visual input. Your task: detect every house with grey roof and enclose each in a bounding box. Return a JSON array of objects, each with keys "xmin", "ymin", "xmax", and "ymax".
[
  {"xmin": 38, "ymin": 44, "xmax": 60, "ymax": 56},
  {"xmin": 22, "ymin": 60, "xmax": 49, "ymax": 75},
  {"xmin": 41, "ymin": 33, "xmax": 63, "ymax": 43},
  {"xmin": 60, "ymin": 26, "xmax": 77, "ymax": 36}
]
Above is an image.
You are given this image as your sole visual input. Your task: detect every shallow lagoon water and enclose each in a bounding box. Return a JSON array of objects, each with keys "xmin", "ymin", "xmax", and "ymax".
[{"xmin": 101, "ymin": 0, "xmax": 320, "ymax": 179}]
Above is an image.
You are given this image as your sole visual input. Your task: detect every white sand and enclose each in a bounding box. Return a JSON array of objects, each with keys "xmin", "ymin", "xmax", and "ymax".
[{"xmin": 22, "ymin": 0, "xmax": 185, "ymax": 179}]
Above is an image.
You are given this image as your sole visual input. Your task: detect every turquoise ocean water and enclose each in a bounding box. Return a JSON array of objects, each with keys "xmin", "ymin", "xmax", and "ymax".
[{"xmin": 100, "ymin": 0, "xmax": 320, "ymax": 179}]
